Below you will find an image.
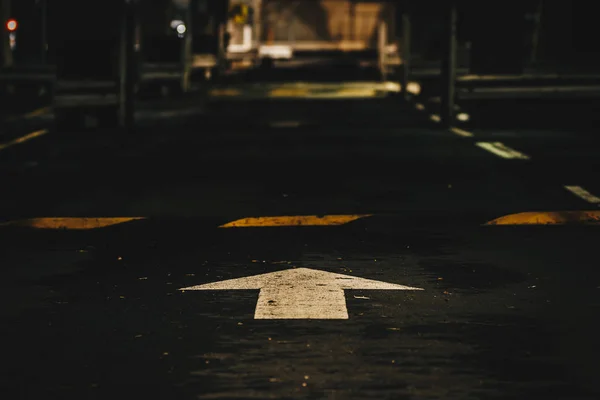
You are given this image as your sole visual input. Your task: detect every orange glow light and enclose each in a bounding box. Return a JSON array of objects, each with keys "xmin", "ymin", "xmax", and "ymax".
[{"xmin": 6, "ymin": 19, "xmax": 17, "ymax": 31}]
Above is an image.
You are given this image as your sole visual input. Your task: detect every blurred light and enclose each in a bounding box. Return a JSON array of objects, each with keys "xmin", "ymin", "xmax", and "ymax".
[
  {"xmin": 270, "ymin": 121, "xmax": 302, "ymax": 128},
  {"xmin": 209, "ymin": 88, "xmax": 242, "ymax": 97},
  {"xmin": 6, "ymin": 19, "xmax": 17, "ymax": 32},
  {"xmin": 170, "ymin": 19, "xmax": 184, "ymax": 29},
  {"xmin": 406, "ymin": 82, "xmax": 421, "ymax": 95},
  {"xmin": 430, "ymin": 114, "xmax": 441, "ymax": 123},
  {"xmin": 456, "ymin": 112, "xmax": 470, "ymax": 122},
  {"xmin": 258, "ymin": 45, "xmax": 292, "ymax": 59},
  {"xmin": 383, "ymin": 82, "xmax": 401, "ymax": 92},
  {"xmin": 228, "ymin": 26, "xmax": 254, "ymax": 53},
  {"xmin": 176, "ymin": 24, "xmax": 186, "ymax": 34},
  {"xmin": 306, "ymin": 88, "xmax": 377, "ymax": 99},
  {"xmin": 385, "ymin": 43, "xmax": 398, "ymax": 53},
  {"xmin": 9, "ymin": 32, "xmax": 16, "ymax": 50},
  {"xmin": 415, "ymin": 103, "xmax": 425, "ymax": 111},
  {"xmin": 268, "ymin": 87, "xmax": 309, "ymax": 97}
]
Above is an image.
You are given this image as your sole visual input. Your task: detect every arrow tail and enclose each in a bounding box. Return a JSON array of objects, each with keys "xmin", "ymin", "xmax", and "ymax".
[{"xmin": 255, "ymin": 287, "xmax": 349, "ymax": 319}]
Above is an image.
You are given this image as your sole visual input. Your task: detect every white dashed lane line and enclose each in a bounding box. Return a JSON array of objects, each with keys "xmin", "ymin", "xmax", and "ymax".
[
  {"xmin": 450, "ymin": 127, "xmax": 474, "ymax": 137},
  {"xmin": 564, "ymin": 186, "xmax": 600, "ymax": 205},
  {"xmin": 476, "ymin": 142, "xmax": 530, "ymax": 160}
]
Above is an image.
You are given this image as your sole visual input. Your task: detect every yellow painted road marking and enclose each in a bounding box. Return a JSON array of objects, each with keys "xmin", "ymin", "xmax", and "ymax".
[
  {"xmin": 268, "ymin": 88, "xmax": 310, "ymax": 97},
  {"xmin": 23, "ymin": 106, "xmax": 51, "ymax": 118},
  {"xmin": 306, "ymin": 88, "xmax": 378, "ymax": 98},
  {"xmin": 564, "ymin": 186, "xmax": 600, "ymax": 204},
  {"xmin": 484, "ymin": 211, "xmax": 600, "ymax": 226},
  {"xmin": 0, "ymin": 129, "xmax": 48, "ymax": 152},
  {"xmin": 220, "ymin": 215, "xmax": 372, "ymax": 228},
  {"xmin": 450, "ymin": 127, "xmax": 474, "ymax": 137},
  {"xmin": 208, "ymin": 88, "xmax": 242, "ymax": 97},
  {"xmin": 5, "ymin": 106, "xmax": 51, "ymax": 122},
  {"xmin": 0, "ymin": 217, "xmax": 146, "ymax": 230},
  {"xmin": 476, "ymin": 142, "xmax": 530, "ymax": 160}
]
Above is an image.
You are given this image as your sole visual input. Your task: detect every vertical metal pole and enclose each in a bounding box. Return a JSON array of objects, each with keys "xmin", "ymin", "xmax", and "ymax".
[
  {"xmin": 120, "ymin": 0, "xmax": 136, "ymax": 131},
  {"xmin": 349, "ymin": 0, "xmax": 355, "ymax": 41},
  {"xmin": 40, "ymin": 0, "xmax": 47, "ymax": 64},
  {"xmin": 529, "ymin": 0, "xmax": 543, "ymax": 67},
  {"xmin": 254, "ymin": 0, "xmax": 262, "ymax": 52},
  {"xmin": 218, "ymin": 22, "xmax": 226, "ymax": 72},
  {"xmin": 440, "ymin": 2, "xmax": 457, "ymax": 128},
  {"xmin": 0, "ymin": 0, "xmax": 13, "ymax": 68},
  {"xmin": 182, "ymin": 3, "xmax": 193, "ymax": 92},
  {"xmin": 378, "ymin": 21, "xmax": 387, "ymax": 80},
  {"xmin": 401, "ymin": 11, "xmax": 411, "ymax": 99}
]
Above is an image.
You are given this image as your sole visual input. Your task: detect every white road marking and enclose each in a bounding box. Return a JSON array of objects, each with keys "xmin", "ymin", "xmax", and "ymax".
[
  {"xmin": 406, "ymin": 82, "xmax": 421, "ymax": 95},
  {"xmin": 476, "ymin": 142, "xmax": 530, "ymax": 160},
  {"xmin": 565, "ymin": 186, "xmax": 600, "ymax": 204},
  {"xmin": 0, "ymin": 129, "xmax": 48, "ymax": 152},
  {"xmin": 180, "ymin": 268, "xmax": 423, "ymax": 320},
  {"xmin": 450, "ymin": 127, "xmax": 474, "ymax": 137},
  {"xmin": 456, "ymin": 112, "xmax": 470, "ymax": 121}
]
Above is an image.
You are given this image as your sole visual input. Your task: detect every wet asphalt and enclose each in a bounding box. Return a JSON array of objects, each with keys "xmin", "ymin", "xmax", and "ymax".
[{"xmin": 1, "ymin": 69, "xmax": 600, "ymax": 399}]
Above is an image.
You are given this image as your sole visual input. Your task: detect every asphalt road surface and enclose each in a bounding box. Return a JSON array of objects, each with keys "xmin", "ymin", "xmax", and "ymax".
[{"xmin": 1, "ymin": 71, "xmax": 599, "ymax": 399}]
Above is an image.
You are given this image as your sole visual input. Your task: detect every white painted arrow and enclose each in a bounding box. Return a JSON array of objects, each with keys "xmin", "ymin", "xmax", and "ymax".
[{"xmin": 179, "ymin": 268, "xmax": 423, "ymax": 319}]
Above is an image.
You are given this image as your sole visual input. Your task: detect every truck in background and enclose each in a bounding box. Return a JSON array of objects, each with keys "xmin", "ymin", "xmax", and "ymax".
[{"xmin": 224, "ymin": 0, "xmax": 401, "ymax": 75}]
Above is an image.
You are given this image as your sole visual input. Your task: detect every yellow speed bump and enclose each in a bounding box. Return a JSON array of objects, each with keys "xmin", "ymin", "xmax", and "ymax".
[
  {"xmin": 0, "ymin": 217, "xmax": 146, "ymax": 230},
  {"xmin": 220, "ymin": 214, "xmax": 372, "ymax": 228},
  {"xmin": 484, "ymin": 211, "xmax": 600, "ymax": 226}
]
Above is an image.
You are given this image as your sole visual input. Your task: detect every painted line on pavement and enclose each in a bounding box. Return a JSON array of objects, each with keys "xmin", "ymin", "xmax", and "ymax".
[
  {"xmin": 180, "ymin": 267, "xmax": 423, "ymax": 319},
  {"xmin": 456, "ymin": 112, "xmax": 470, "ymax": 121},
  {"xmin": 0, "ymin": 217, "xmax": 146, "ymax": 230},
  {"xmin": 450, "ymin": 127, "xmax": 474, "ymax": 137},
  {"xmin": 22, "ymin": 106, "xmax": 51, "ymax": 119},
  {"xmin": 484, "ymin": 211, "xmax": 600, "ymax": 226},
  {"xmin": 219, "ymin": 215, "xmax": 372, "ymax": 228},
  {"xmin": 208, "ymin": 88, "xmax": 242, "ymax": 97},
  {"xmin": 5, "ymin": 106, "xmax": 51, "ymax": 122},
  {"xmin": 268, "ymin": 87, "xmax": 310, "ymax": 97},
  {"xmin": 564, "ymin": 186, "xmax": 600, "ymax": 204},
  {"xmin": 476, "ymin": 142, "xmax": 530, "ymax": 160},
  {"xmin": 0, "ymin": 129, "xmax": 48, "ymax": 152}
]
